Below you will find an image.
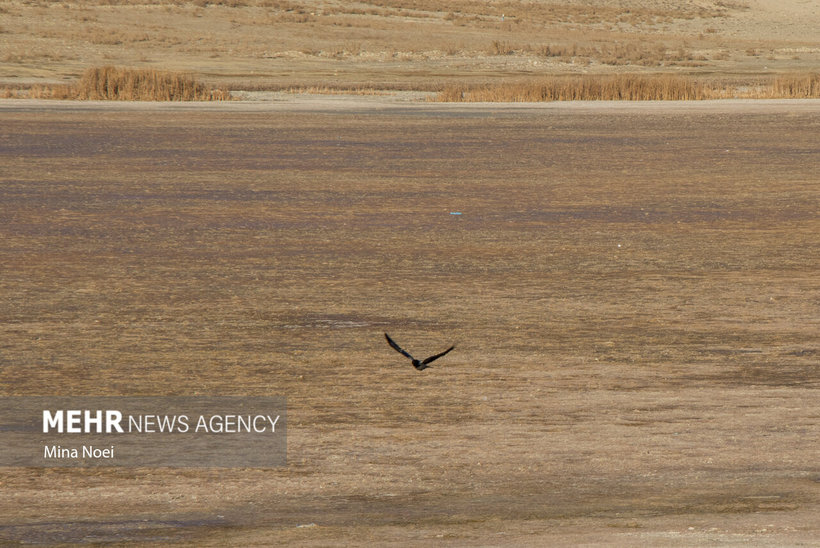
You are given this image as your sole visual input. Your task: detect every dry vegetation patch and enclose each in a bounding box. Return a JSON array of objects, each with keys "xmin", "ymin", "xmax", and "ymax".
[
  {"xmin": 434, "ymin": 72, "xmax": 820, "ymax": 102},
  {"xmin": 771, "ymin": 72, "xmax": 820, "ymax": 98},
  {"xmin": 2, "ymin": 66, "xmax": 231, "ymax": 100}
]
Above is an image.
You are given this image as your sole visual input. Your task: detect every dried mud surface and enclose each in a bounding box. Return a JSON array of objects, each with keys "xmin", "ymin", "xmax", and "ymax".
[{"xmin": 0, "ymin": 99, "xmax": 818, "ymax": 545}]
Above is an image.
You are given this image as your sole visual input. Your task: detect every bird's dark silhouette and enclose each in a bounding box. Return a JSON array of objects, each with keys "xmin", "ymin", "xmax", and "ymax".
[{"xmin": 384, "ymin": 333, "xmax": 454, "ymax": 371}]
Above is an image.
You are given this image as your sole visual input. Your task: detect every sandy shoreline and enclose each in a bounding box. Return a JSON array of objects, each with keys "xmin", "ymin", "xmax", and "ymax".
[{"xmin": 3, "ymin": 95, "xmax": 820, "ymax": 114}]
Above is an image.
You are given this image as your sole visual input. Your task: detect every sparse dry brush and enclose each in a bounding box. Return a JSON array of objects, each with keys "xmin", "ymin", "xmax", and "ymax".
[
  {"xmin": 488, "ymin": 40, "xmax": 705, "ymax": 68},
  {"xmin": 8, "ymin": 66, "xmax": 231, "ymax": 101},
  {"xmin": 1, "ymin": 0, "xmax": 814, "ymax": 93},
  {"xmin": 366, "ymin": 0, "xmax": 731, "ymax": 26}
]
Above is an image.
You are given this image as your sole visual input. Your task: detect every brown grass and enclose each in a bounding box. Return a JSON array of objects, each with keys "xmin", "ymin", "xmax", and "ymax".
[
  {"xmin": 7, "ymin": 66, "xmax": 232, "ymax": 101},
  {"xmin": 434, "ymin": 75, "xmax": 710, "ymax": 102},
  {"xmin": 771, "ymin": 72, "xmax": 820, "ymax": 97},
  {"xmin": 433, "ymin": 73, "xmax": 820, "ymax": 102}
]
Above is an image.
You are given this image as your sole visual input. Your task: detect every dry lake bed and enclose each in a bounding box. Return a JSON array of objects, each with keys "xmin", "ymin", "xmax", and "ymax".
[{"xmin": 0, "ymin": 97, "xmax": 818, "ymax": 545}]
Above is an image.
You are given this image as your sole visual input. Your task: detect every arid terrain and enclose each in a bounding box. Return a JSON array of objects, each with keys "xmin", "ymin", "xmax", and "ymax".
[
  {"xmin": 1, "ymin": 0, "xmax": 819, "ymax": 545},
  {"xmin": 0, "ymin": 98, "xmax": 818, "ymax": 545},
  {"xmin": 1, "ymin": 0, "xmax": 819, "ymax": 91}
]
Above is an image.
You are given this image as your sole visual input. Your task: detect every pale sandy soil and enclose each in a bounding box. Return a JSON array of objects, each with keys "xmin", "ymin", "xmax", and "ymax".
[
  {"xmin": 1, "ymin": 0, "xmax": 819, "ymax": 90},
  {"xmin": 4, "ymin": 93, "xmax": 820, "ymax": 111}
]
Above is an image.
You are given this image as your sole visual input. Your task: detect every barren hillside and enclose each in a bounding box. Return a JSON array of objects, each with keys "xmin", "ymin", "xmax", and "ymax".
[{"xmin": 1, "ymin": 0, "xmax": 818, "ymax": 89}]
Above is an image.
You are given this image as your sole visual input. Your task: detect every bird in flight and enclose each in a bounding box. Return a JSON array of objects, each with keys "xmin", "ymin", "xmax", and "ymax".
[{"xmin": 384, "ymin": 332, "xmax": 454, "ymax": 371}]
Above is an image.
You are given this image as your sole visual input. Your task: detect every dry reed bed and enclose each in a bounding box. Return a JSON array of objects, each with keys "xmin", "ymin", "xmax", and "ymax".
[
  {"xmin": 2, "ymin": 67, "xmax": 231, "ymax": 101},
  {"xmin": 434, "ymin": 73, "xmax": 820, "ymax": 102},
  {"xmin": 4, "ymin": 69, "xmax": 819, "ymax": 103}
]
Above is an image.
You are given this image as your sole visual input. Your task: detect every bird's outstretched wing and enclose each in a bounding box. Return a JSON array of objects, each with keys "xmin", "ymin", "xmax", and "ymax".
[
  {"xmin": 385, "ymin": 333, "xmax": 415, "ymax": 360},
  {"xmin": 422, "ymin": 345, "xmax": 455, "ymax": 365}
]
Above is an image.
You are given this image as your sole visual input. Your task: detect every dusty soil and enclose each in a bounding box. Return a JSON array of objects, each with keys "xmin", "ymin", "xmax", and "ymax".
[
  {"xmin": 1, "ymin": 0, "xmax": 819, "ymax": 90},
  {"xmin": 0, "ymin": 98, "xmax": 818, "ymax": 545}
]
